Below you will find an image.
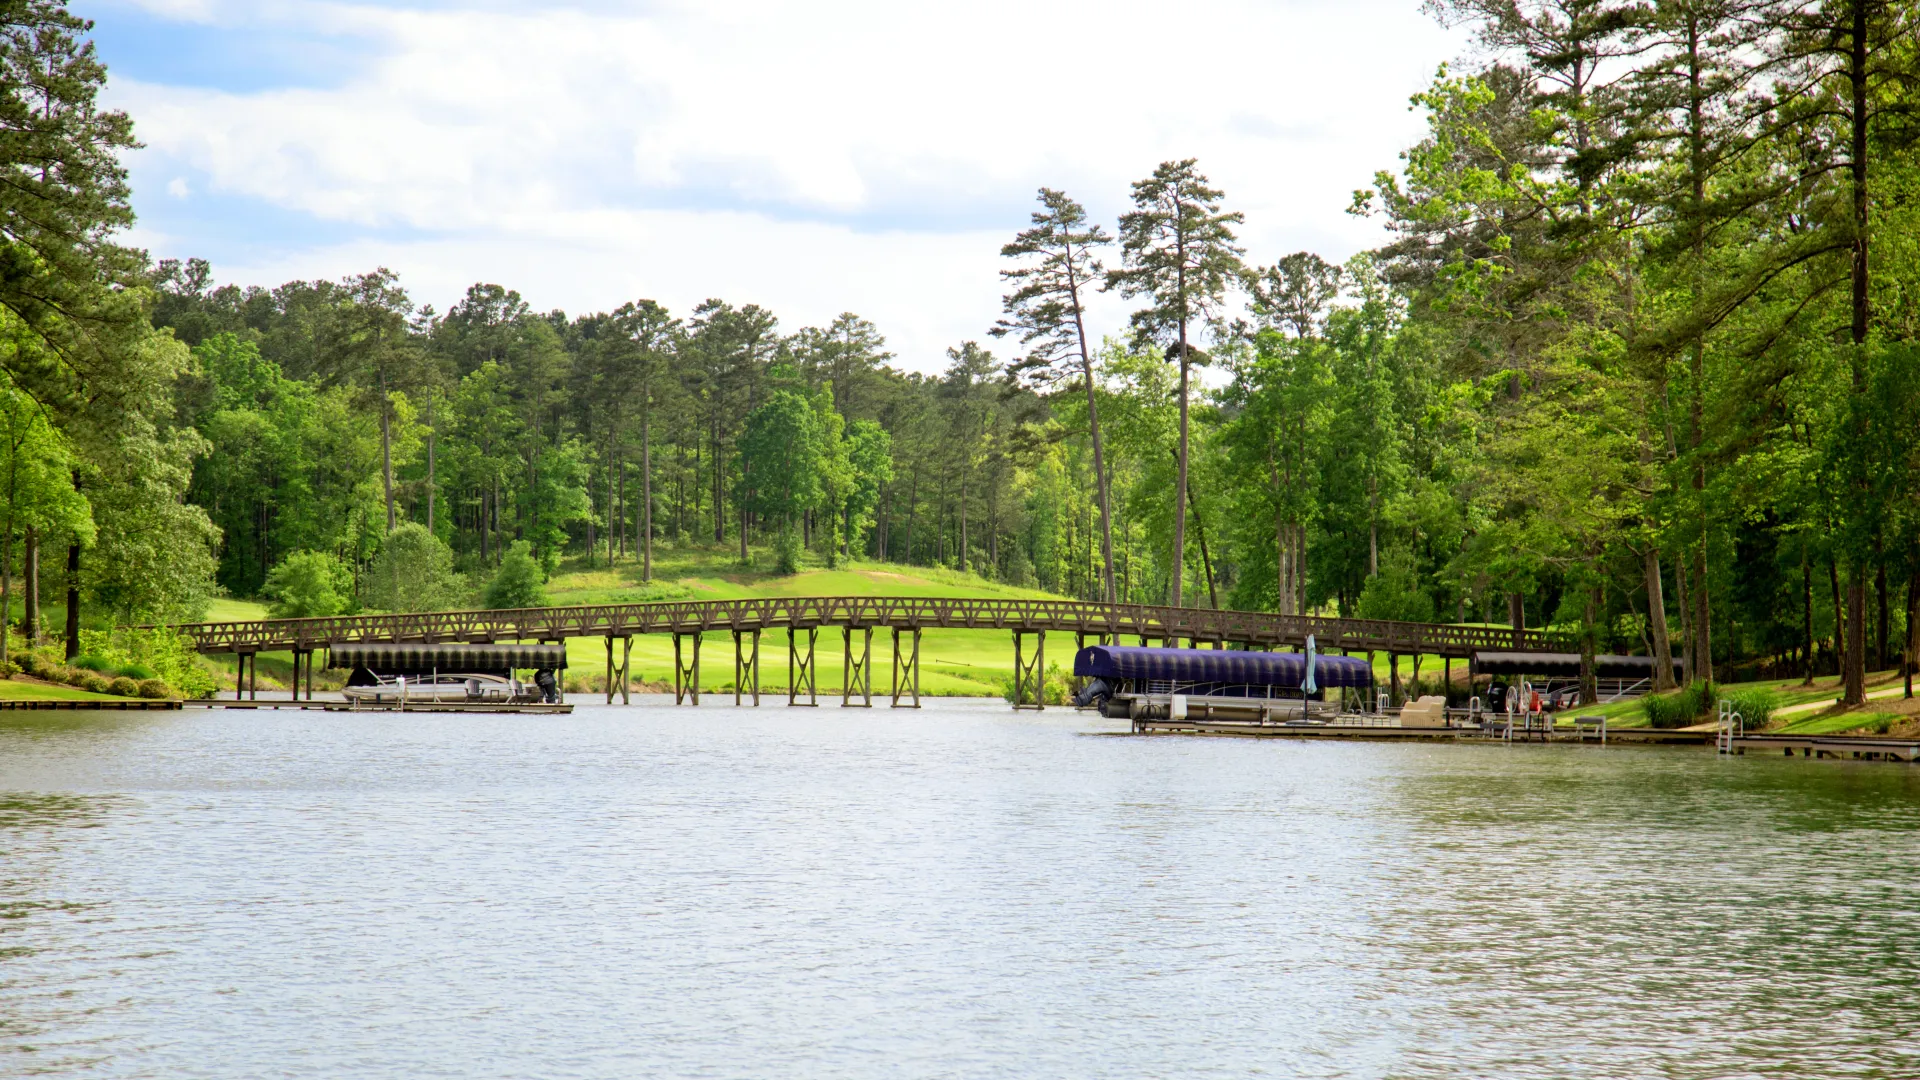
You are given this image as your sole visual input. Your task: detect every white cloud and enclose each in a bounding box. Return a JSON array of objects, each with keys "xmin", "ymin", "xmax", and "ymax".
[{"xmin": 107, "ymin": 0, "xmax": 1465, "ymax": 371}]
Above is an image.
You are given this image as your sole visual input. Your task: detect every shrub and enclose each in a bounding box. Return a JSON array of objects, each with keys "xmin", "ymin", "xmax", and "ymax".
[
  {"xmin": 73, "ymin": 652, "xmax": 114, "ymax": 673},
  {"xmin": 108, "ymin": 676, "xmax": 139, "ymax": 697},
  {"xmin": 483, "ymin": 541, "xmax": 547, "ymax": 610},
  {"xmin": 1644, "ymin": 681, "xmax": 1713, "ymax": 729},
  {"xmin": 73, "ymin": 629, "xmax": 219, "ymax": 700},
  {"xmin": 0, "ymin": 660, "xmax": 17, "ymax": 678},
  {"xmin": 136, "ymin": 679, "xmax": 172, "ymax": 700},
  {"xmin": 1722, "ymin": 687, "xmax": 1778, "ymax": 729},
  {"xmin": 62, "ymin": 668, "xmax": 91, "ymax": 688},
  {"xmin": 772, "ymin": 528, "xmax": 803, "ymax": 576},
  {"xmin": 365, "ymin": 524, "xmax": 469, "ymax": 613},
  {"xmin": 997, "ymin": 662, "xmax": 1070, "ymax": 706},
  {"xmin": 264, "ymin": 550, "xmax": 355, "ymax": 618},
  {"xmin": 81, "ymin": 674, "xmax": 111, "ymax": 694}
]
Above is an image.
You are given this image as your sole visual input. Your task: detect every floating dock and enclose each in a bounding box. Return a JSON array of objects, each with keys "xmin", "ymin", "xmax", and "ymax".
[
  {"xmin": 0, "ymin": 698, "xmax": 183, "ymax": 711},
  {"xmin": 1723, "ymin": 733, "xmax": 1920, "ymax": 761},
  {"xmin": 1127, "ymin": 712, "xmax": 1712, "ymax": 745}
]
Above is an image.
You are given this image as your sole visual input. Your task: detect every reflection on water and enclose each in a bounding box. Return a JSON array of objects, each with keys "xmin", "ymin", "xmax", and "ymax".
[{"xmin": 0, "ymin": 701, "xmax": 1916, "ymax": 1078}]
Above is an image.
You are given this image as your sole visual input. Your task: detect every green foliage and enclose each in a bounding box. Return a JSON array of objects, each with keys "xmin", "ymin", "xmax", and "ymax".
[
  {"xmin": 108, "ymin": 676, "xmax": 137, "ymax": 697},
  {"xmin": 738, "ymin": 388, "xmax": 827, "ymax": 528},
  {"xmin": 136, "ymin": 678, "xmax": 171, "ymax": 700},
  {"xmin": 365, "ymin": 523, "xmax": 468, "ymax": 613},
  {"xmin": 997, "ymin": 662, "xmax": 1071, "ymax": 707},
  {"xmin": 1722, "ymin": 687, "xmax": 1778, "ymax": 729},
  {"xmin": 771, "ymin": 528, "xmax": 803, "ymax": 575},
  {"xmin": 483, "ymin": 541, "xmax": 547, "ymax": 609},
  {"xmin": 1644, "ymin": 682, "xmax": 1714, "ymax": 729},
  {"xmin": 76, "ymin": 628, "xmax": 218, "ymax": 700},
  {"xmin": 80, "ymin": 673, "xmax": 109, "ymax": 694},
  {"xmin": 264, "ymin": 550, "xmax": 354, "ymax": 618},
  {"xmin": 1356, "ymin": 549, "xmax": 1436, "ymax": 623},
  {"xmin": 73, "ymin": 653, "xmax": 113, "ymax": 673}
]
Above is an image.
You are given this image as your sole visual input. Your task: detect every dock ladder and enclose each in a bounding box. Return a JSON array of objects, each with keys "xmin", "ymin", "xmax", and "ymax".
[{"xmin": 1716, "ymin": 700, "xmax": 1744, "ymax": 754}]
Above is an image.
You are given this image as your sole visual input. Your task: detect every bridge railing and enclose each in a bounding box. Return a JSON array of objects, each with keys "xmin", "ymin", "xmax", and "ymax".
[{"xmin": 153, "ymin": 597, "xmax": 1570, "ymax": 657}]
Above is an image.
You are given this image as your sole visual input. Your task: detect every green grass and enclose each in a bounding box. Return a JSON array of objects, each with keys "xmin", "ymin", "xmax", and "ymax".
[
  {"xmin": 541, "ymin": 547, "xmax": 1064, "ymax": 695},
  {"xmin": 0, "ymin": 679, "xmax": 121, "ymax": 702}
]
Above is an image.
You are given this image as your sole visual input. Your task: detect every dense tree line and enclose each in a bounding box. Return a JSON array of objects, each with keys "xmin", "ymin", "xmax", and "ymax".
[{"xmin": 8, "ymin": 0, "xmax": 1920, "ymax": 714}]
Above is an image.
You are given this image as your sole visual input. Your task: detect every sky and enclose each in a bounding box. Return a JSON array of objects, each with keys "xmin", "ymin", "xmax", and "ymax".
[{"xmin": 81, "ymin": 0, "xmax": 1468, "ymax": 373}]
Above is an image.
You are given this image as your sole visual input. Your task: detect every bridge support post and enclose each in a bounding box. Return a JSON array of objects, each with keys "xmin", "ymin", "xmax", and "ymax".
[
  {"xmin": 605, "ymin": 635, "xmax": 615, "ymax": 705},
  {"xmin": 1389, "ymin": 652, "xmax": 1401, "ymax": 706},
  {"xmin": 674, "ymin": 632, "xmax": 701, "ymax": 705},
  {"xmin": 843, "ymin": 626, "xmax": 872, "ymax": 707},
  {"xmin": 620, "ymin": 636, "xmax": 632, "ymax": 705},
  {"xmin": 1012, "ymin": 630, "xmax": 1045, "ymax": 711},
  {"xmin": 891, "ymin": 627, "xmax": 921, "ymax": 708},
  {"xmin": 788, "ymin": 628, "xmax": 817, "ymax": 706},
  {"xmin": 734, "ymin": 629, "xmax": 760, "ymax": 706}
]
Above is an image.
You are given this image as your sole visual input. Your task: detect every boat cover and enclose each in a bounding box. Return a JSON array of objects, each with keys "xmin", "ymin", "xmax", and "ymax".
[
  {"xmin": 1072, "ymin": 645, "xmax": 1374, "ymax": 688},
  {"xmin": 1471, "ymin": 652, "xmax": 1683, "ymax": 678},
  {"xmin": 327, "ymin": 642, "xmax": 569, "ymax": 671}
]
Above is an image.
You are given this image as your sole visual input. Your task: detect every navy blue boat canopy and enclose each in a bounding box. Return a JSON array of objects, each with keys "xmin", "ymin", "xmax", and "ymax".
[{"xmin": 1073, "ymin": 645, "xmax": 1375, "ymax": 688}]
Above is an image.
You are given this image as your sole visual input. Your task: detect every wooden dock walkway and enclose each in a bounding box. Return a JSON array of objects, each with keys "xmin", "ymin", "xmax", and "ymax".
[
  {"xmin": 0, "ymin": 698, "xmax": 183, "ymax": 711},
  {"xmin": 1723, "ymin": 733, "xmax": 1920, "ymax": 762}
]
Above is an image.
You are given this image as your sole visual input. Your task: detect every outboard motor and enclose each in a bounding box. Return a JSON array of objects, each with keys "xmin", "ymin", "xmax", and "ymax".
[{"xmin": 1071, "ymin": 677, "xmax": 1112, "ymax": 709}]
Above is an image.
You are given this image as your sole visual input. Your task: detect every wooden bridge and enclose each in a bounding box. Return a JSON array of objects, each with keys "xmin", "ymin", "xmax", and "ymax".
[{"xmin": 168, "ymin": 597, "xmax": 1568, "ymax": 709}]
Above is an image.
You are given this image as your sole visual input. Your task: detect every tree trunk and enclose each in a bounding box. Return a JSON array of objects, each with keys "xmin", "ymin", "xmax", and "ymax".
[
  {"xmin": 23, "ymin": 525, "xmax": 37, "ymax": 646},
  {"xmin": 1906, "ymin": 567, "xmax": 1917, "ymax": 699},
  {"xmin": 63, "ymin": 540, "xmax": 79, "ymax": 661},
  {"xmin": 1845, "ymin": 575, "xmax": 1867, "ymax": 706},
  {"xmin": 1690, "ymin": 545, "xmax": 1710, "ymax": 685},
  {"xmin": 1840, "ymin": 0, "xmax": 1869, "ymax": 707},
  {"xmin": 1802, "ymin": 552, "xmax": 1815, "ymax": 685},
  {"xmin": 1875, "ymin": 560, "xmax": 1888, "ymax": 671},
  {"xmin": 1082, "ymin": 362, "xmax": 1116, "ymax": 603},
  {"xmin": 1580, "ymin": 584, "xmax": 1600, "ymax": 706},
  {"xmin": 380, "ymin": 374, "xmax": 395, "ymax": 534},
  {"xmin": 1368, "ymin": 476, "xmax": 1379, "ymax": 577},
  {"xmin": 1508, "ymin": 592, "xmax": 1525, "ymax": 632},
  {"xmin": 425, "ymin": 391, "xmax": 436, "ymax": 535},
  {"xmin": 1646, "ymin": 548, "xmax": 1676, "ymax": 690},
  {"xmin": 1830, "ymin": 555, "xmax": 1845, "ymax": 679},
  {"xmin": 642, "ymin": 408, "xmax": 653, "ymax": 582},
  {"xmin": 1173, "ymin": 347, "xmax": 1188, "ymax": 607},
  {"xmin": 1, "ymin": 531, "xmax": 11, "ymax": 666}
]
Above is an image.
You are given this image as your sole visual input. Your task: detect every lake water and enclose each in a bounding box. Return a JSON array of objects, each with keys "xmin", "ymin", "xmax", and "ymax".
[{"xmin": 2, "ymin": 698, "xmax": 1918, "ymax": 1078}]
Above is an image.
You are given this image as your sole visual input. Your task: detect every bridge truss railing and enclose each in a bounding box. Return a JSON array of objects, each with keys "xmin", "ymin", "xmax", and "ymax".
[{"xmin": 160, "ymin": 596, "xmax": 1567, "ymax": 659}]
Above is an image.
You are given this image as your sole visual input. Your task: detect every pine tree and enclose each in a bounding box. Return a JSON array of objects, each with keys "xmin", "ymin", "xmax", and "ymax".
[{"xmin": 1108, "ymin": 160, "xmax": 1244, "ymax": 607}]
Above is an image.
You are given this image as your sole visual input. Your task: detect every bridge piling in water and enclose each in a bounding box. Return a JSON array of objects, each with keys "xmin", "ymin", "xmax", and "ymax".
[
  {"xmin": 734, "ymin": 630, "xmax": 760, "ymax": 706},
  {"xmin": 674, "ymin": 633, "xmax": 701, "ymax": 705},
  {"xmin": 890, "ymin": 627, "xmax": 920, "ymax": 708},
  {"xmin": 1012, "ymin": 630, "xmax": 1045, "ymax": 710},
  {"xmin": 789, "ymin": 628, "xmax": 817, "ymax": 706},
  {"xmin": 843, "ymin": 627, "xmax": 872, "ymax": 707}
]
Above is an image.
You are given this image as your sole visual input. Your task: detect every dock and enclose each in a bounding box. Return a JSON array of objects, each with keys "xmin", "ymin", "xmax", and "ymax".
[
  {"xmin": 1128, "ymin": 713, "xmax": 1713, "ymax": 745},
  {"xmin": 177, "ymin": 700, "xmax": 574, "ymax": 714},
  {"xmin": 1723, "ymin": 733, "xmax": 1920, "ymax": 761},
  {"xmin": 0, "ymin": 698, "xmax": 184, "ymax": 711}
]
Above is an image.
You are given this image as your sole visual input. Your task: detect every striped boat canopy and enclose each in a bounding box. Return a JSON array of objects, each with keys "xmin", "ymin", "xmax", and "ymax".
[
  {"xmin": 326, "ymin": 643, "xmax": 569, "ymax": 671},
  {"xmin": 1072, "ymin": 645, "xmax": 1374, "ymax": 688},
  {"xmin": 1472, "ymin": 652, "xmax": 1684, "ymax": 678}
]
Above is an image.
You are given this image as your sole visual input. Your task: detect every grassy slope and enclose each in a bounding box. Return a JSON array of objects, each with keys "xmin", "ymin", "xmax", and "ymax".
[
  {"xmin": 1561, "ymin": 670, "xmax": 1914, "ymax": 733},
  {"xmin": 540, "ymin": 548, "xmax": 1064, "ymax": 696},
  {"xmin": 0, "ymin": 679, "xmax": 122, "ymax": 701}
]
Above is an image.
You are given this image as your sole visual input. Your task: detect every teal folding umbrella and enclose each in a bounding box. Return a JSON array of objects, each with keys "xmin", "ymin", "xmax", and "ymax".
[{"xmin": 1304, "ymin": 634, "xmax": 1318, "ymax": 695}]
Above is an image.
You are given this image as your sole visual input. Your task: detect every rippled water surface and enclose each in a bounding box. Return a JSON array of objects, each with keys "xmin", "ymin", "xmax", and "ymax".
[{"xmin": 3, "ymin": 699, "xmax": 1919, "ymax": 1078}]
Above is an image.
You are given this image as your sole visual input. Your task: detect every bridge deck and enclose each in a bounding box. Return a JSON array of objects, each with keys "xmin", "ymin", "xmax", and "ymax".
[{"xmin": 165, "ymin": 597, "xmax": 1567, "ymax": 659}]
